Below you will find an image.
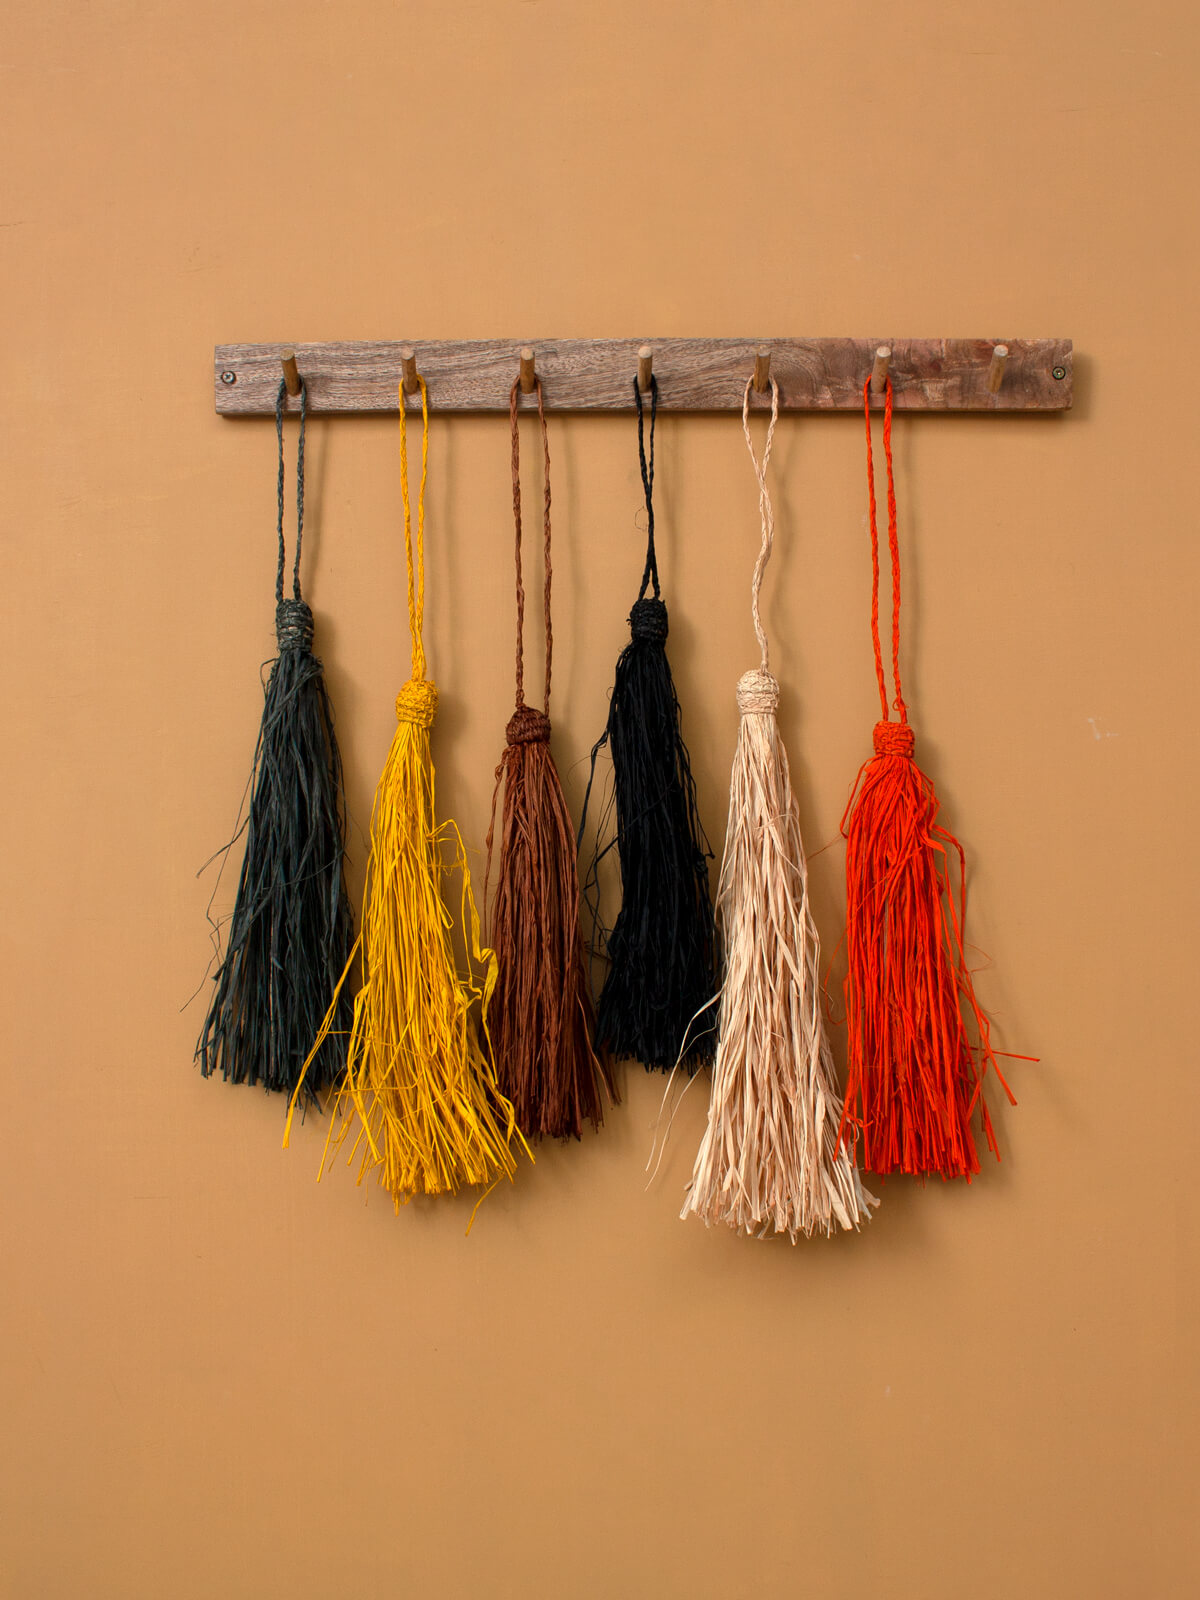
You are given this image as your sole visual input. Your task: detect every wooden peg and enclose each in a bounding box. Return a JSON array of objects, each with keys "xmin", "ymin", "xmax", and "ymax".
[
  {"xmin": 637, "ymin": 344, "xmax": 653, "ymax": 393},
  {"xmin": 752, "ymin": 346, "xmax": 771, "ymax": 393},
  {"xmin": 519, "ymin": 346, "xmax": 537, "ymax": 394},
  {"xmin": 281, "ymin": 349, "xmax": 301, "ymax": 396},
  {"xmin": 987, "ymin": 343, "xmax": 1009, "ymax": 394},
  {"xmin": 400, "ymin": 346, "xmax": 420, "ymax": 396},
  {"xmin": 871, "ymin": 346, "xmax": 891, "ymax": 396}
]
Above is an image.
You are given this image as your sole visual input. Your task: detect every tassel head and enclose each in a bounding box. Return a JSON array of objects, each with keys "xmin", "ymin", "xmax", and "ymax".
[
  {"xmin": 872, "ymin": 718, "xmax": 914, "ymax": 757},
  {"xmin": 628, "ymin": 596, "xmax": 668, "ymax": 642},
  {"xmin": 275, "ymin": 597, "xmax": 313, "ymax": 652},
  {"xmin": 736, "ymin": 666, "xmax": 779, "ymax": 715},
  {"xmin": 506, "ymin": 704, "xmax": 551, "ymax": 745},
  {"xmin": 396, "ymin": 677, "xmax": 438, "ymax": 728}
]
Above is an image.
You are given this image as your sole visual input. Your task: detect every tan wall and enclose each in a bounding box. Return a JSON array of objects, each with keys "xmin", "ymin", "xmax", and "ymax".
[{"xmin": 4, "ymin": 3, "xmax": 1197, "ymax": 1596}]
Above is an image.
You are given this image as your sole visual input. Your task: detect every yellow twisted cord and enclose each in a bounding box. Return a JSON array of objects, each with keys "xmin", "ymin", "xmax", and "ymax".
[{"xmin": 399, "ymin": 377, "xmax": 430, "ymax": 683}]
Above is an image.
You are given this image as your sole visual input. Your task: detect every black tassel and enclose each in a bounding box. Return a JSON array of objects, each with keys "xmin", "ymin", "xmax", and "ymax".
[
  {"xmin": 581, "ymin": 376, "xmax": 719, "ymax": 1071},
  {"xmin": 197, "ymin": 379, "xmax": 355, "ymax": 1103}
]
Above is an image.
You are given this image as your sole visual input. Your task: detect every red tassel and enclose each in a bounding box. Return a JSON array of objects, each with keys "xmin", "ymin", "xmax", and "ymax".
[{"xmin": 838, "ymin": 376, "xmax": 1016, "ymax": 1179}]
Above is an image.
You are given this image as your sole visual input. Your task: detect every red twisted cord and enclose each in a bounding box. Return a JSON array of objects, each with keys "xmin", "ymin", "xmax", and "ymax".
[{"xmin": 863, "ymin": 374, "xmax": 908, "ymax": 725}]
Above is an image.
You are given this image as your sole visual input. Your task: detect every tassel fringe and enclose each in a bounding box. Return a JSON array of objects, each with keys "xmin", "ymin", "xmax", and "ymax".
[
  {"xmin": 837, "ymin": 720, "xmax": 1016, "ymax": 1178},
  {"xmin": 683, "ymin": 671, "xmax": 877, "ymax": 1239},
  {"xmin": 584, "ymin": 596, "xmax": 718, "ymax": 1071},
  {"xmin": 287, "ymin": 680, "xmax": 525, "ymax": 1203},
  {"xmin": 198, "ymin": 599, "xmax": 355, "ymax": 1103},
  {"xmin": 488, "ymin": 707, "xmax": 616, "ymax": 1139}
]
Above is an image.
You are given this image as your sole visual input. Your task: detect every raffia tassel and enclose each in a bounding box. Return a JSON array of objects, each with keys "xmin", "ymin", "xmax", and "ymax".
[
  {"xmin": 682, "ymin": 668, "xmax": 877, "ymax": 1239},
  {"xmin": 197, "ymin": 379, "xmax": 355, "ymax": 1103},
  {"xmin": 581, "ymin": 375, "xmax": 719, "ymax": 1074},
  {"xmin": 285, "ymin": 376, "xmax": 525, "ymax": 1205},
  {"xmin": 836, "ymin": 374, "xmax": 1018, "ymax": 1180},
  {"xmin": 487, "ymin": 374, "xmax": 615, "ymax": 1140},
  {"xmin": 489, "ymin": 705, "xmax": 614, "ymax": 1138}
]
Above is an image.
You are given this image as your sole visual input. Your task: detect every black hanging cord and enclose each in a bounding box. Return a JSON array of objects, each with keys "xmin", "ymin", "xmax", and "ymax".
[
  {"xmin": 275, "ymin": 377, "xmax": 307, "ymax": 605},
  {"xmin": 634, "ymin": 375, "xmax": 659, "ymax": 602}
]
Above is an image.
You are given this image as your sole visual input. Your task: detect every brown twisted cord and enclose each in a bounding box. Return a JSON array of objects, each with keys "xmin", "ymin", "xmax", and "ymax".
[{"xmin": 509, "ymin": 376, "xmax": 553, "ymax": 713}]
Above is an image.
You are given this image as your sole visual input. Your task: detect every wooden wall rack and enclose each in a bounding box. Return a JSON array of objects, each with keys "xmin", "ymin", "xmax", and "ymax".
[{"xmin": 214, "ymin": 337, "xmax": 1073, "ymax": 415}]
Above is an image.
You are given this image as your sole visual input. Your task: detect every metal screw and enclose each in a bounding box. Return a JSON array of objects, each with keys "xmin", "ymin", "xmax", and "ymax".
[
  {"xmin": 220, "ymin": 370, "xmax": 237, "ymax": 385},
  {"xmin": 1052, "ymin": 366, "xmax": 1066, "ymax": 381}
]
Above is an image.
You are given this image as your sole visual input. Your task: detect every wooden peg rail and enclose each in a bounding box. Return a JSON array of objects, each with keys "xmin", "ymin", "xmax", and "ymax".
[{"xmin": 214, "ymin": 337, "xmax": 1073, "ymax": 415}]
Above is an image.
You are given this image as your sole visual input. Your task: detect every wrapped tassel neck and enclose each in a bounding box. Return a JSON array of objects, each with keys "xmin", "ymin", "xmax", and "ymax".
[
  {"xmin": 275, "ymin": 597, "xmax": 313, "ymax": 652},
  {"xmin": 872, "ymin": 719, "xmax": 914, "ymax": 757},
  {"xmin": 628, "ymin": 596, "xmax": 668, "ymax": 642},
  {"xmin": 506, "ymin": 704, "xmax": 551, "ymax": 744},
  {"xmin": 396, "ymin": 677, "xmax": 438, "ymax": 727},
  {"xmin": 736, "ymin": 667, "xmax": 779, "ymax": 716}
]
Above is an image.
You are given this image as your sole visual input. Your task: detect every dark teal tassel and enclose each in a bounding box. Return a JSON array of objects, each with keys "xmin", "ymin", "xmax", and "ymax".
[{"xmin": 197, "ymin": 379, "xmax": 355, "ymax": 1102}]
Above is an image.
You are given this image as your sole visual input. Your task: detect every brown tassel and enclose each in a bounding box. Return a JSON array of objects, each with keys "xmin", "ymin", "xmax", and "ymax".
[{"xmin": 486, "ymin": 378, "xmax": 616, "ymax": 1139}]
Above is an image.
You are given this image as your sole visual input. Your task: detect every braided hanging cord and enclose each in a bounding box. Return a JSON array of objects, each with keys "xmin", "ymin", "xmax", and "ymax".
[
  {"xmin": 275, "ymin": 377, "xmax": 306, "ymax": 599},
  {"xmin": 742, "ymin": 375, "xmax": 777, "ymax": 677},
  {"xmin": 864, "ymin": 374, "xmax": 908, "ymax": 729},
  {"xmin": 635, "ymin": 374, "xmax": 660, "ymax": 601},
  {"xmin": 508, "ymin": 372, "xmax": 555, "ymax": 716}
]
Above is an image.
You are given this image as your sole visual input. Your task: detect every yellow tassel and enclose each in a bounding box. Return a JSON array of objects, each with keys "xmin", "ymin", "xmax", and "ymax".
[{"xmin": 285, "ymin": 378, "xmax": 528, "ymax": 1204}]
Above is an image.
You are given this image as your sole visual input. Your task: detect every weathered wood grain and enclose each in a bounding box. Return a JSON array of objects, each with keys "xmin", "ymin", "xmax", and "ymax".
[{"xmin": 214, "ymin": 337, "xmax": 1073, "ymax": 414}]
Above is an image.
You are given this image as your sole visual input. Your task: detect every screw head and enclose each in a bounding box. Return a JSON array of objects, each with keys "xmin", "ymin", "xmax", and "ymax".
[
  {"xmin": 1052, "ymin": 365, "xmax": 1066, "ymax": 381},
  {"xmin": 220, "ymin": 370, "xmax": 237, "ymax": 385}
]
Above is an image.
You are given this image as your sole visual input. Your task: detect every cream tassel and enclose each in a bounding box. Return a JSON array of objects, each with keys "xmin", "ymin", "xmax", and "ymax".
[{"xmin": 680, "ymin": 378, "xmax": 876, "ymax": 1240}]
